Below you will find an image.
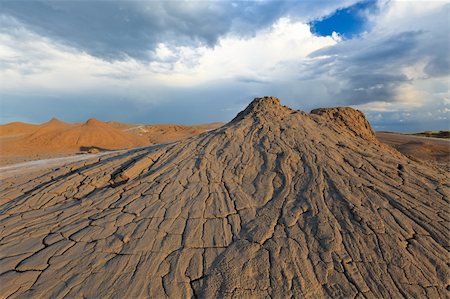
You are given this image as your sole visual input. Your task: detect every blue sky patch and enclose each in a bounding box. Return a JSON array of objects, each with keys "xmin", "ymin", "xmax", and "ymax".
[{"xmin": 309, "ymin": 0, "xmax": 378, "ymax": 39}]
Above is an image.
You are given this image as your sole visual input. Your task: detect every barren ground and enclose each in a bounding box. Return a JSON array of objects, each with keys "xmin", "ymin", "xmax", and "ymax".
[
  {"xmin": 376, "ymin": 132, "xmax": 449, "ymax": 167},
  {"xmin": 0, "ymin": 120, "xmax": 222, "ymax": 166},
  {"xmin": 0, "ymin": 97, "xmax": 448, "ymax": 298}
]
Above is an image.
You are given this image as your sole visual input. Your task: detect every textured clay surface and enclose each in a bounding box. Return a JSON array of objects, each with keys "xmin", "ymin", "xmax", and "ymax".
[{"xmin": 0, "ymin": 97, "xmax": 448, "ymax": 298}]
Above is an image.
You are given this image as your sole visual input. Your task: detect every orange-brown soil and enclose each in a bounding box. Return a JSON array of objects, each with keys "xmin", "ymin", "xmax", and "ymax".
[{"xmin": 0, "ymin": 119, "xmax": 222, "ymax": 166}]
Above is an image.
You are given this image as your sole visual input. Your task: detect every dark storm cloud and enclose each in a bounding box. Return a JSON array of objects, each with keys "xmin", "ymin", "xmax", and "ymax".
[
  {"xmin": 310, "ymin": 30, "xmax": 422, "ymax": 72},
  {"xmin": 0, "ymin": 1, "xmax": 284, "ymax": 60},
  {"xmin": 0, "ymin": 0, "xmax": 359, "ymax": 61},
  {"xmin": 304, "ymin": 24, "xmax": 448, "ymax": 105},
  {"xmin": 340, "ymin": 74, "xmax": 409, "ymax": 105},
  {"xmin": 235, "ymin": 76, "xmax": 268, "ymax": 85},
  {"xmin": 348, "ymin": 31, "xmax": 422, "ymax": 65},
  {"xmin": 423, "ymin": 48, "xmax": 450, "ymax": 78}
]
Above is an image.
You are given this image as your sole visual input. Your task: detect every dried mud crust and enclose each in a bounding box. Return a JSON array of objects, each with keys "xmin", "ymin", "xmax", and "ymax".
[{"xmin": 0, "ymin": 97, "xmax": 449, "ymax": 298}]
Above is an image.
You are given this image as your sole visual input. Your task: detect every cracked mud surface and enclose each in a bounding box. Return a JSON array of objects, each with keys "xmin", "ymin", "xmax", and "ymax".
[{"xmin": 1, "ymin": 97, "xmax": 449, "ymax": 298}]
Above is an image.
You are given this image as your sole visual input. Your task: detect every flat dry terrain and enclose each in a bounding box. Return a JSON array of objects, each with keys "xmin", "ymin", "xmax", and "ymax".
[
  {"xmin": 376, "ymin": 132, "xmax": 449, "ymax": 166},
  {"xmin": 0, "ymin": 97, "xmax": 448, "ymax": 298}
]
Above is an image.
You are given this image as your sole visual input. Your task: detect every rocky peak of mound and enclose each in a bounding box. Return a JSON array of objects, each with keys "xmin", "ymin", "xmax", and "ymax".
[
  {"xmin": 231, "ymin": 96, "xmax": 376, "ymax": 142},
  {"xmin": 231, "ymin": 96, "xmax": 290, "ymax": 122},
  {"xmin": 311, "ymin": 107, "xmax": 376, "ymax": 141},
  {"xmin": 45, "ymin": 117, "xmax": 65, "ymax": 126},
  {"xmin": 84, "ymin": 118, "xmax": 106, "ymax": 127},
  {"xmin": 0, "ymin": 97, "xmax": 448, "ymax": 299}
]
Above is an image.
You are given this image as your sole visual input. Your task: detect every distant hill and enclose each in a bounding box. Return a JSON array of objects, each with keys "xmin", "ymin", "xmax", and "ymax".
[
  {"xmin": 0, "ymin": 121, "xmax": 40, "ymax": 136},
  {"xmin": 0, "ymin": 118, "xmax": 147, "ymax": 156},
  {"xmin": 412, "ymin": 130, "xmax": 450, "ymax": 139},
  {"xmin": 0, "ymin": 118, "xmax": 223, "ymax": 165}
]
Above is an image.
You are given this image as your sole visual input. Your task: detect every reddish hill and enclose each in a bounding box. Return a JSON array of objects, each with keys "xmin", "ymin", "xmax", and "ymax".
[
  {"xmin": 0, "ymin": 122, "xmax": 40, "ymax": 137},
  {"xmin": 0, "ymin": 118, "xmax": 222, "ymax": 166},
  {"xmin": 0, "ymin": 118, "xmax": 147, "ymax": 158}
]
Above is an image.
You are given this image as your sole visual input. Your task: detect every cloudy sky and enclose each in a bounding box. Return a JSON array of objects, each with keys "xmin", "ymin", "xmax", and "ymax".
[{"xmin": 0, "ymin": 0, "xmax": 448, "ymax": 132}]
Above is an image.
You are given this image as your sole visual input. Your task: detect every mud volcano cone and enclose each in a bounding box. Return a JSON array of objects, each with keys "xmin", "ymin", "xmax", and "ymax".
[{"xmin": 0, "ymin": 97, "xmax": 448, "ymax": 298}]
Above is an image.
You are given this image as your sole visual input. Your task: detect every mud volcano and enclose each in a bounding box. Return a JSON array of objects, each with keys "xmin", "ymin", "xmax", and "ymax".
[{"xmin": 1, "ymin": 97, "xmax": 448, "ymax": 298}]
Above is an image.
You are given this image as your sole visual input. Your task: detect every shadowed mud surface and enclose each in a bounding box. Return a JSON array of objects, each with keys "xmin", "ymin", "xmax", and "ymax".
[
  {"xmin": 1, "ymin": 97, "xmax": 448, "ymax": 298},
  {"xmin": 376, "ymin": 132, "xmax": 449, "ymax": 167}
]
